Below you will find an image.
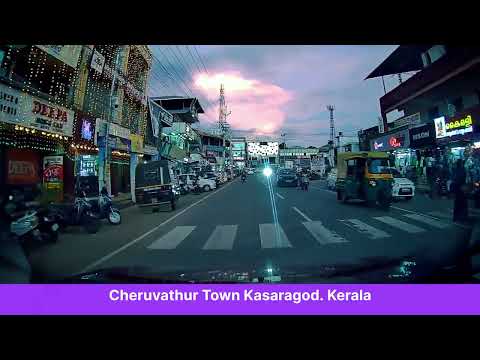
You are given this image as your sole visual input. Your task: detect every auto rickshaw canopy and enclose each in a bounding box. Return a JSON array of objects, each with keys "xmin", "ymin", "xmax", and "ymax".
[{"xmin": 336, "ymin": 152, "xmax": 389, "ymax": 179}]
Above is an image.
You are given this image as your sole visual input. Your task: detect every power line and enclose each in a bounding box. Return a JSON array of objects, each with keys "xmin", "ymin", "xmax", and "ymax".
[
  {"xmin": 193, "ymin": 46, "xmax": 210, "ymax": 76},
  {"xmin": 171, "ymin": 45, "xmax": 215, "ymax": 110},
  {"xmin": 152, "ymin": 47, "xmax": 195, "ymax": 97},
  {"xmin": 185, "ymin": 45, "xmax": 203, "ymax": 74}
]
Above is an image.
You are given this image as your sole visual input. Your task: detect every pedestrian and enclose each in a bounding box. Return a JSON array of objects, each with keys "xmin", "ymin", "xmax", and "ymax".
[{"xmin": 452, "ymin": 159, "xmax": 469, "ymax": 222}]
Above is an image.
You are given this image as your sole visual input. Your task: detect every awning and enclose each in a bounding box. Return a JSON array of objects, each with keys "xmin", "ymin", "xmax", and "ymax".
[{"xmin": 365, "ymin": 45, "xmax": 432, "ymax": 80}]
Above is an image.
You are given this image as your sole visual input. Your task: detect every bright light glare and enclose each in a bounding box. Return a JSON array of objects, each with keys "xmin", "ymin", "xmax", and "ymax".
[{"xmin": 263, "ymin": 167, "xmax": 273, "ymax": 177}]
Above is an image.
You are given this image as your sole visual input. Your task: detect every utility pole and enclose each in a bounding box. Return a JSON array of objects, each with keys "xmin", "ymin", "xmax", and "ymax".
[
  {"xmin": 326, "ymin": 105, "xmax": 335, "ymax": 169},
  {"xmin": 280, "ymin": 133, "xmax": 286, "ymax": 166},
  {"xmin": 218, "ymin": 83, "xmax": 231, "ymax": 170}
]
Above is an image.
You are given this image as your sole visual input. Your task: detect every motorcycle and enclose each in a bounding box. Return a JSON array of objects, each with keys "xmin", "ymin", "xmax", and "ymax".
[
  {"xmin": 241, "ymin": 174, "xmax": 246, "ymax": 183},
  {"xmin": 89, "ymin": 187, "xmax": 121, "ymax": 225},
  {"xmin": 435, "ymin": 177, "xmax": 449, "ymax": 197},
  {"xmin": 48, "ymin": 185, "xmax": 101, "ymax": 234},
  {"xmin": 5, "ymin": 191, "xmax": 59, "ymax": 246}
]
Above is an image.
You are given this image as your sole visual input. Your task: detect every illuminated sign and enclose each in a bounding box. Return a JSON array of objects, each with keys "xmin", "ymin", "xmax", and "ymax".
[
  {"xmin": 371, "ymin": 129, "xmax": 409, "ymax": 151},
  {"xmin": 435, "ymin": 114, "xmax": 474, "ymax": 138}
]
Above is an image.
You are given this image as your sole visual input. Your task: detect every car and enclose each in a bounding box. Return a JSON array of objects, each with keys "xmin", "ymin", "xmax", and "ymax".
[
  {"xmin": 326, "ymin": 169, "xmax": 337, "ymax": 190},
  {"xmin": 276, "ymin": 169, "xmax": 298, "ymax": 187},
  {"xmin": 247, "ymin": 168, "xmax": 254, "ymax": 175},
  {"xmin": 178, "ymin": 173, "xmax": 217, "ymax": 192},
  {"xmin": 203, "ymin": 172, "xmax": 221, "ymax": 187},
  {"xmin": 388, "ymin": 168, "xmax": 415, "ymax": 201}
]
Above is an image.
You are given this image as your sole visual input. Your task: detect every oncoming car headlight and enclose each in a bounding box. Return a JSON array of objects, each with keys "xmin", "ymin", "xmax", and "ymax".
[{"xmin": 369, "ymin": 180, "xmax": 377, "ymax": 187}]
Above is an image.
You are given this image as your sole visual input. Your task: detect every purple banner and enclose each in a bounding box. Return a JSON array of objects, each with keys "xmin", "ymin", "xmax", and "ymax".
[{"xmin": 1, "ymin": 285, "xmax": 480, "ymax": 315}]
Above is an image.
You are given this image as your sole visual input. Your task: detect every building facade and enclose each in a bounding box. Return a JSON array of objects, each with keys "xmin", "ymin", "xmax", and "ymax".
[{"xmin": 366, "ymin": 45, "xmax": 480, "ymax": 182}]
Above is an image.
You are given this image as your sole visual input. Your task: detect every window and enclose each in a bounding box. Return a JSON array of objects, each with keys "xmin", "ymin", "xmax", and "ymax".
[
  {"xmin": 368, "ymin": 159, "xmax": 390, "ymax": 174},
  {"xmin": 347, "ymin": 159, "xmax": 356, "ymax": 176}
]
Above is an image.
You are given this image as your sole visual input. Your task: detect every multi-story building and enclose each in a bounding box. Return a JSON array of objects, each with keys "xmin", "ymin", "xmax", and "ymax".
[
  {"xmin": 0, "ymin": 45, "xmax": 82, "ymax": 202},
  {"xmin": 0, "ymin": 45, "xmax": 153, "ymax": 202},
  {"xmin": 366, "ymin": 45, "xmax": 480, "ymax": 181}
]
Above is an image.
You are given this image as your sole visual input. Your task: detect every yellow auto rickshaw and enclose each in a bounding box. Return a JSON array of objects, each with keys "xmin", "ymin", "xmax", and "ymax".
[{"xmin": 335, "ymin": 152, "xmax": 394, "ymax": 209}]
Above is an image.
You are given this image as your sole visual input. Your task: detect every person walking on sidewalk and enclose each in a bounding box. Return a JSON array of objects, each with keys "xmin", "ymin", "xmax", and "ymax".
[{"xmin": 452, "ymin": 159, "xmax": 469, "ymax": 222}]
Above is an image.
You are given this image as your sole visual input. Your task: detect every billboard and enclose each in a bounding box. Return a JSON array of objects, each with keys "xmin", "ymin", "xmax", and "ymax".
[{"xmin": 371, "ymin": 129, "xmax": 410, "ymax": 151}]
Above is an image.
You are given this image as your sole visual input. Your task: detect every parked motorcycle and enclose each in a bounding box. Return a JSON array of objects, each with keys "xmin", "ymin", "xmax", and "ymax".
[
  {"xmin": 89, "ymin": 187, "xmax": 121, "ymax": 225},
  {"xmin": 4, "ymin": 191, "xmax": 59, "ymax": 246},
  {"xmin": 48, "ymin": 185, "xmax": 101, "ymax": 234}
]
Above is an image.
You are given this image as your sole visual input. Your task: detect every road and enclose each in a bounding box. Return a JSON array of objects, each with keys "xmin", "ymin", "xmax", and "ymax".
[{"xmin": 28, "ymin": 172, "xmax": 476, "ymax": 280}]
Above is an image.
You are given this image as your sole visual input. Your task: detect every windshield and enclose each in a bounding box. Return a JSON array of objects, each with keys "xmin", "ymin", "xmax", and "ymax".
[
  {"xmin": 368, "ymin": 159, "xmax": 391, "ymax": 174},
  {"xmin": 389, "ymin": 168, "xmax": 402, "ymax": 178},
  {"xmin": 2, "ymin": 44, "xmax": 476, "ymax": 287}
]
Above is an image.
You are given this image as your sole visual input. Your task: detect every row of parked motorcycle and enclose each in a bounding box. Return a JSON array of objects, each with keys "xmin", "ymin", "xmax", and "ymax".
[{"xmin": 2, "ymin": 183, "xmax": 122, "ymax": 251}]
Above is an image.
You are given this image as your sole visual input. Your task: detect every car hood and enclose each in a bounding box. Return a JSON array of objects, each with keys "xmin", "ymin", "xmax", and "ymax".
[{"xmin": 56, "ymin": 251, "xmax": 478, "ymax": 284}]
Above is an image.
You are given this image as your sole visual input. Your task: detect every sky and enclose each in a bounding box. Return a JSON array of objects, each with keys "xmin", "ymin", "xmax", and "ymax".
[{"xmin": 148, "ymin": 45, "xmax": 411, "ymax": 147}]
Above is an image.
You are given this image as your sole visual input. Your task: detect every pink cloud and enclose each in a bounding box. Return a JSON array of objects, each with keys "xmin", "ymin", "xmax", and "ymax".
[{"xmin": 193, "ymin": 71, "xmax": 292, "ymax": 135}]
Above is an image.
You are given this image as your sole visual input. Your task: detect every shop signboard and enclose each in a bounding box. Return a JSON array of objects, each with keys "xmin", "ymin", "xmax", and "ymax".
[
  {"xmin": 90, "ymin": 50, "xmax": 105, "ymax": 74},
  {"xmin": 108, "ymin": 123, "xmax": 131, "ymax": 139},
  {"xmin": 370, "ymin": 129, "xmax": 410, "ymax": 152},
  {"xmin": 43, "ymin": 155, "xmax": 64, "ymax": 202},
  {"xmin": 43, "ymin": 156, "xmax": 63, "ymax": 183},
  {"xmin": 6, "ymin": 149, "xmax": 41, "ymax": 185},
  {"xmin": 409, "ymin": 123, "xmax": 435, "ymax": 148},
  {"xmin": 434, "ymin": 112, "xmax": 476, "ymax": 139},
  {"xmin": 148, "ymin": 100, "xmax": 173, "ymax": 135},
  {"xmin": 74, "ymin": 112, "xmax": 96, "ymax": 143},
  {"xmin": 36, "ymin": 45, "xmax": 82, "ymax": 69},
  {"xmin": 0, "ymin": 83, "xmax": 75, "ymax": 136},
  {"xmin": 393, "ymin": 113, "xmax": 421, "ymax": 129},
  {"xmin": 130, "ymin": 134, "xmax": 144, "ymax": 153}
]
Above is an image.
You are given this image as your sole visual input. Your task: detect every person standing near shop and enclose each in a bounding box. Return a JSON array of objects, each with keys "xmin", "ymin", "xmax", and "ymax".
[
  {"xmin": 452, "ymin": 159, "xmax": 469, "ymax": 222},
  {"xmin": 426, "ymin": 155, "xmax": 435, "ymax": 198}
]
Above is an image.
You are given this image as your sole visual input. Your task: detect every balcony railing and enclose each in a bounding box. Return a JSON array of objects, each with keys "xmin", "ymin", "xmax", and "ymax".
[{"xmin": 380, "ymin": 49, "xmax": 480, "ymax": 114}]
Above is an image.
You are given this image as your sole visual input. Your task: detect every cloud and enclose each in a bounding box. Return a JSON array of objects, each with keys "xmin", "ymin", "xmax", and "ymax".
[
  {"xmin": 193, "ymin": 71, "xmax": 292, "ymax": 136},
  {"xmin": 149, "ymin": 45, "xmax": 399, "ymax": 146}
]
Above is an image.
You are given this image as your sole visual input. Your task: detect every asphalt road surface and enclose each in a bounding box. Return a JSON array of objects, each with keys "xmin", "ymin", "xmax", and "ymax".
[{"xmin": 28, "ymin": 173, "xmax": 476, "ymax": 280}]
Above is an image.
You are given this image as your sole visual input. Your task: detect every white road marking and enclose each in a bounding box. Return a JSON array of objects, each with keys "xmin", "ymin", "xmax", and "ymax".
[
  {"xmin": 303, "ymin": 221, "xmax": 347, "ymax": 245},
  {"xmin": 202, "ymin": 225, "xmax": 238, "ymax": 250},
  {"xmin": 147, "ymin": 226, "xmax": 196, "ymax": 249},
  {"xmin": 259, "ymin": 223, "xmax": 292, "ymax": 248},
  {"xmin": 292, "ymin": 207, "xmax": 312, "ymax": 222},
  {"xmin": 373, "ymin": 216, "xmax": 426, "ymax": 234},
  {"xmin": 79, "ymin": 179, "xmax": 237, "ymax": 273},
  {"xmin": 427, "ymin": 211, "xmax": 452, "ymax": 219},
  {"xmin": 275, "ymin": 193, "xmax": 285, "ymax": 200},
  {"xmin": 391, "ymin": 205, "xmax": 469, "ymax": 229},
  {"xmin": 339, "ymin": 219, "xmax": 391, "ymax": 239},
  {"xmin": 403, "ymin": 213, "xmax": 450, "ymax": 229}
]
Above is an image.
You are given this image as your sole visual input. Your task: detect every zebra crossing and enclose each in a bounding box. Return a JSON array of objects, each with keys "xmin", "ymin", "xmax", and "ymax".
[{"xmin": 144, "ymin": 210, "xmax": 454, "ymax": 251}]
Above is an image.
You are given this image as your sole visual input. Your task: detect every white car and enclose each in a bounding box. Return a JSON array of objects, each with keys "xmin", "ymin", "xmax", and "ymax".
[
  {"xmin": 326, "ymin": 169, "xmax": 337, "ymax": 190},
  {"xmin": 247, "ymin": 169, "xmax": 254, "ymax": 175},
  {"xmin": 389, "ymin": 168, "xmax": 415, "ymax": 200},
  {"xmin": 178, "ymin": 174, "xmax": 217, "ymax": 192}
]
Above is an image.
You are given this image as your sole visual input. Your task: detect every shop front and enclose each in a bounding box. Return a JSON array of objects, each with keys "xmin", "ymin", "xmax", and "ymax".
[
  {"xmin": 434, "ymin": 106, "xmax": 480, "ymax": 184},
  {"xmin": 0, "ymin": 82, "xmax": 75, "ymax": 200},
  {"xmin": 96, "ymin": 121, "xmax": 131, "ymax": 196}
]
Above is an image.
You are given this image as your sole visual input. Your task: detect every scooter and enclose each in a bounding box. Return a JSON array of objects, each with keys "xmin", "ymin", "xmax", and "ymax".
[
  {"xmin": 5, "ymin": 191, "xmax": 59, "ymax": 246},
  {"xmin": 90, "ymin": 187, "xmax": 121, "ymax": 225},
  {"xmin": 48, "ymin": 186, "xmax": 101, "ymax": 234}
]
